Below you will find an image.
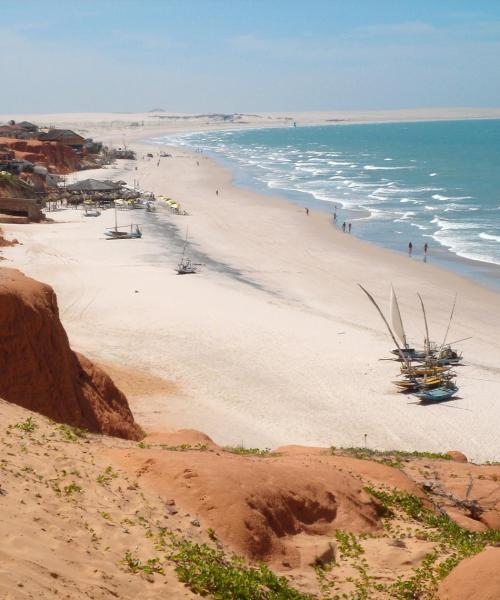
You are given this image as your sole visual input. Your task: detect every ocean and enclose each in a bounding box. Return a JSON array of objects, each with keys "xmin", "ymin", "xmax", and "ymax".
[{"xmin": 153, "ymin": 119, "xmax": 500, "ymax": 288}]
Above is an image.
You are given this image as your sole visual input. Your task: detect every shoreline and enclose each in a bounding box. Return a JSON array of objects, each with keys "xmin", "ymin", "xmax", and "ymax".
[
  {"xmin": 149, "ymin": 123, "xmax": 500, "ymax": 293},
  {"xmin": 2, "ymin": 119, "xmax": 500, "ymax": 462}
]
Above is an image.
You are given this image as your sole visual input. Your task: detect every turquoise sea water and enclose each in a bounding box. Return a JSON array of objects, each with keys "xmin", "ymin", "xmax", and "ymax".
[{"xmin": 154, "ymin": 120, "xmax": 500, "ymax": 288}]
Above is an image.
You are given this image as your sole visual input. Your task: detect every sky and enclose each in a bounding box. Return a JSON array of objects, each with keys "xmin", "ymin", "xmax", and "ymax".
[{"xmin": 1, "ymin": 0, "xmax": 500, "ymax": 114}]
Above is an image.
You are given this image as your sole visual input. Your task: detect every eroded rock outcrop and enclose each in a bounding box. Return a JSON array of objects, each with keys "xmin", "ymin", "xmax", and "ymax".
[
  {"xmin": 0, "ymin": 137, "xmax": 80, "ymax": 173},
  {"xmin": 0, "ymin": 268, "xmax": 141, "ymax": 440},
  {"xmin": 438, "ymin": 547, "xmax": 500, "ymax": 600}
]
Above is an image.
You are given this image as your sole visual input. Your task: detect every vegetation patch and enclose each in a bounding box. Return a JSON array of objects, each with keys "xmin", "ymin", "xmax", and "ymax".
[
  {"xmin": 223, "ymin": 445, "xmax": 273, "ymax": 457},
  {"xmin": 58, "ymin": 423, "xmax": 88, "ymax": 442},
  {"xmin": 167, "ymin": 537, "xmax": 312, "ymax": 599},
  {"xmin": 122, "ymin": 551, "xmax": 164, "ymax": 575},
  {"xmin": 96, "ymin": 465, "xmax": 119, "ymax": 485},
  {"xmin": 63, "ymin": 482, "xmax": 82, "ymax": 496},
  {"xmin": 14, "ymin": 416, "xmax": 37, "ymax": 433},
  {"xmin": 364, "ymin": 487, "xmax": 500, "ymax": 598},
  {"xmin": 335, "ymin": 530, "xmax": 365, "ymax": 559},
  {"xmin": 137, "ymin": 441, "xmax": 208, "ymax": 451},
  {"xmin": 331, "ymin": 446, "xmax": 452, "ymax": 469}
]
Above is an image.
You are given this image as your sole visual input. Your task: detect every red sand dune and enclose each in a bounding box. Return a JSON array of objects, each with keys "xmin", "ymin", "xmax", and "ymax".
[
  {"xmin": 109, "ymin": 435, "xmax": 392, "ymax": 567},
  {"xmin": 438, "ymin": 547, "xmax": 500, "ymax": 599}
]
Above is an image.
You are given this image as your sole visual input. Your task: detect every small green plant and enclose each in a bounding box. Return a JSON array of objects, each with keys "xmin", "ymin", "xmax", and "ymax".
[
  {"xmin": 224, "ymin": 445, "xmax": 272, "ymax": 457},
  {"xmin": 207, "ymin": 527, "xmax": 217, "ymax": 541},
  {"xmin": 122, "ymin": 551, "xmax": 164, "ymax": 575},
  {"xmin": 58, "ymin": 424, "xmax": 88, "ymax": 442},
  {"xmin": 15, "ymin": 417, "xmax": 37, "ymax": 433},
  {"xmin": 100, "ymin": 511, "xmax": 112, "ymax": 521},
  {"xmin": 63, "ymin": 482, "xmax": 82, "ymax": 496},
  {"xmin": 335, "ymin": 530, "xmax": 364, "ymax": 558},
  {"xmin": 97, "ymin": 466, "xmax": 118, "ymax": 485}
]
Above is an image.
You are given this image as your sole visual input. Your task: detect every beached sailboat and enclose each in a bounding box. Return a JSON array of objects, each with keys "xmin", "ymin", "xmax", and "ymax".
[
  {"xmin": 393, "ymin": 370, "xmax": 456, "ymax": 391},
  {"xmin": 104, "ymin": 224, "xmax": 142, "ymax": 239},
  {"xmin": 176, "ymin": 228, "xmax": 199, "ymax": 274},
  {"xmin": 84, "ymin": 206, "xmax": 101, "ymax": 217},
  {"xmin": 359, "ymin": 284, "xmax": 461, "ymax": 399},
  {"xmin": 400, "ymin": 363, "xmax": 450, "ymax": 376},
  {"xmin": 414, "ymin": 382, "xmax": 459, "ymax": 403},
  {"xmin": 104, "ymin": 203, "xmax": 142, "ymax": 239}
]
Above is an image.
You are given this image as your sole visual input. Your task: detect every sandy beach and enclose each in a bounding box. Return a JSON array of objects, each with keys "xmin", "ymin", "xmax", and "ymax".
[{"xmin": 2, "ymin": 112, "xmax": 500, "ymax": 463}]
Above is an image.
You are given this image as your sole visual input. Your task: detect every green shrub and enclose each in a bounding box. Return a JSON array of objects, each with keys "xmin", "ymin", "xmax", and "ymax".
[{"xmin": 168, "ymin": 538, "xmax": 312, "ymax": 599}]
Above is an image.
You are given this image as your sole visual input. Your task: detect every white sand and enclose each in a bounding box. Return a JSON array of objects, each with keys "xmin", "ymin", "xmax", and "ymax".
[
  {"xmin": 3, "ymin": 113, "xmax": 500, "ymax": 462},
  {"xmin": 4, "ymin": 107, "xmax": 500, "ymax": 130}
]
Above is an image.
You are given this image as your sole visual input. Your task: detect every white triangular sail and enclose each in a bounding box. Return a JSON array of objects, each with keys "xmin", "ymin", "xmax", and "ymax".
[{"xmin": 390, "ymin": 285, "xmax": 407, "ymax": 348}]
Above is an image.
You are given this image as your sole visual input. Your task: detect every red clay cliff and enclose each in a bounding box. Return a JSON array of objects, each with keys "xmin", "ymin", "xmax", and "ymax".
[
  {"xmin": 0, "ymin": 137, "xmax": 80, "ymax": 173},
  {"xmin": 0, "ymin": 268, "xmax": 141, "ymax": 440}
]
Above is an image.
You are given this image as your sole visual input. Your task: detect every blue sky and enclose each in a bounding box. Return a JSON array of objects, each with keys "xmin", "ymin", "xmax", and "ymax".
[{"xmin": 1, "ymin": 0, "xmax": 500, "ymax": 113}]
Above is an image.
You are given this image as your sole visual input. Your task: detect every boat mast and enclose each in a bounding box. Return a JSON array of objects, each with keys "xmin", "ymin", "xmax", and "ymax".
[
  {"xmin": 440, "ymin": 293, "xmax": 457, "ymax": 349},
  {"xmin": 180, "ymin": 227, "xmax": 189, "ymax": 264},
  {"xmin": 417, "ymin": 293, "xmax": 430, "ymax": 356},
  {"xmin": 359, "ymin": 284, "xmax": 412, "ymax": 370}
]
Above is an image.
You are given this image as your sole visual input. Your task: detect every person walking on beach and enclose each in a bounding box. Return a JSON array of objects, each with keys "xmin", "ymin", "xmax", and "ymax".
[
  {"xmin": 408, "ymin": 241, "xmax": 413, "ymax": 257},
  {"xmin": 342, "ymin": 222, "xmax": 346, "ymax": 233},
  {"xmin": 333, "ymin": 211, "xmax": 337, "ymax": 223},
  {"xmin": 348, "ymin": 222, "xmax": 352, "ymax": 233},
  {"xmin": 424, "ymin": 242, "xmax": 429, "ymax": 262},
  {"xmin": 216, "ymin": 189, "xmax": 219, "ymax": 196},
  {"xmin": 305, "ymin": 207, "xmax": 309, "ymax": 215}
]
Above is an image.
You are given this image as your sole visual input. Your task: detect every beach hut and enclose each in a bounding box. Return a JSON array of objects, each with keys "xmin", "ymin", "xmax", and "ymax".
[
  {"xmin": 66, "ymin": 179, "xmax": 119, "ymax": 192},
  {"xmin": 39, "ymin": 129, "xmax": 85, "ymax": 152},
  {"xmin": 17, "ymin": 121, "xmax": 39, "ymax": 132}
]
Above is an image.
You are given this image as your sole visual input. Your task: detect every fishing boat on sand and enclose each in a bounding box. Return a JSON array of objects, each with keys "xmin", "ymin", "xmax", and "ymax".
[
  {"xmin": 104, "ymin": 224, "xmax": 142, "ymax": 239},
  {"xmin": 104, "ymin": 202, "xmax": 143, "ymax": 239},
  {"xmin": 393, "ymin": 374, "xmax": 445, "ymax": 391},
  {"xmin": 176, "ymin": 228, "xmax": 200, "ymax": 274},
  {"xmin": 358, "ymin": 284, "xmax": 462, "ymax": 401},
  {"xmin": 84, "ymin": 206, "xmax": 101, "ymax": 217},
  {"xmin": 176, "ymin": 258, "xmax": 198, "ymax": 275},
  {"xmin": 414, "ymin": 382, "xmax": 459, "ymax": 403},
  {"xmin": 400, "ymin": 364, "xmax": 450, "ymax": 376}
]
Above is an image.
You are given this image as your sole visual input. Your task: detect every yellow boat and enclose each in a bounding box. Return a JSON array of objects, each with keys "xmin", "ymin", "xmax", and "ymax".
[
  {"xmin": 392, "ymin": 375, "xmax": 446, "ymax": 391},
  {"xmin": 400, "ymin": 365, "xmax": 449, "ymax": 376}
]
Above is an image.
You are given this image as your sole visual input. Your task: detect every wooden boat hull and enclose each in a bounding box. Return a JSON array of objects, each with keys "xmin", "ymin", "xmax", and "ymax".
[
  {"xmin": 105, "ymin": 232, "xmax": 142, "ymax": 239},
  {"xmin": 393, "ymin": 372, "xmax": 457, "ymax": 391},
  {"xmin": 391, "ymin": 348, "xmax": 427, "ymax": 360},
  {"xmin": 400, "ymin": 365, "xmax": 449, "ymax": 376},
  {"xmin": 104, "ymin": 226, "xmax": 142, "ymax": 239},
  {"xmin": 414, "ymin": 385, "xmax": 459, "ymax": 403}
]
